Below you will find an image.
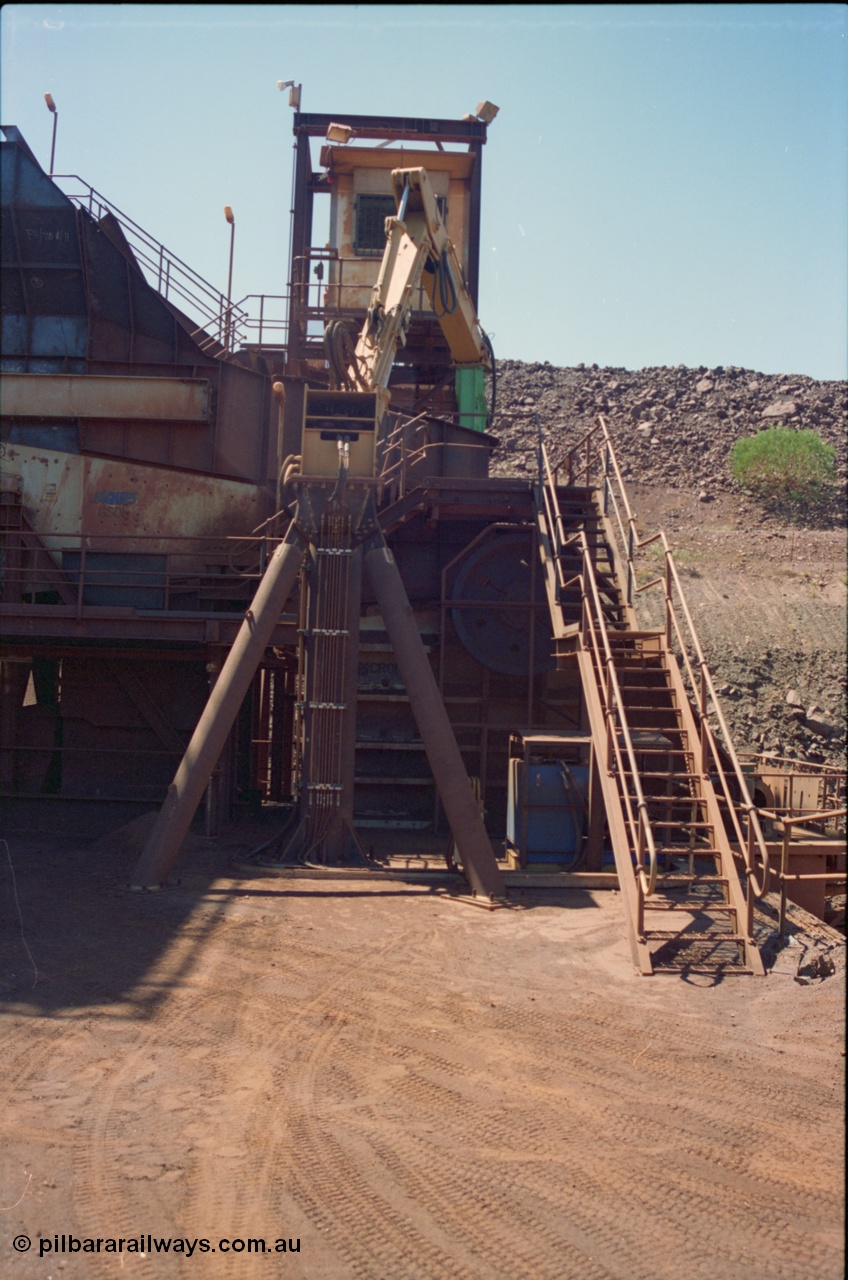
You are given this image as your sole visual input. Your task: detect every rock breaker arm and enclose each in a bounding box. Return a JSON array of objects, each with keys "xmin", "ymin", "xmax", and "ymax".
[{"xmin": 350, "ymin": 166, "xmax": 490, "ymax": 395}]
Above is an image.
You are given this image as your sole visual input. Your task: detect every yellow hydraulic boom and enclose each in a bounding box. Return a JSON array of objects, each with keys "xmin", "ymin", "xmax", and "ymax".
[
  {"xmin": 350, "ymin": 166, "xmax": 490, "ymax": 392},
  {"xmin": 305, "ymin": 167, "xmax": 490, "ymax": 479}
]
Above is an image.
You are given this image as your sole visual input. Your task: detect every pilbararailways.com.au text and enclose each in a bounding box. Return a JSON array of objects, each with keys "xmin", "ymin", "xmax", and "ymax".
[{"xmin": 18, "ymin": 1234, "xmax": 301, "ymax": 1258}]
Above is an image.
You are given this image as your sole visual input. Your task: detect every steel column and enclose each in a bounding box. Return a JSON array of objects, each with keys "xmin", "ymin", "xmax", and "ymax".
[
  {"xmin": 363, "ymin": 533, "xmax": 505, "ymax": 901},
  {"xmin": 287, "ymin": 129, "xmax": 313, "ymax": 364},
  {"xmin": 467, "ymin": 140, "xmax": 483, "ymax": 309},
  {"xmin": 131, "ymin": 522, "xmax": 307, "ymax": 887}
]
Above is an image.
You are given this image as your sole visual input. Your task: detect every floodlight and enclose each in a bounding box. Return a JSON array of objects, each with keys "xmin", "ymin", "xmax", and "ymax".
[
  {"xmin": 474, "ymin": 101, "xmax": 499, "ymax": 124},
  {"xmin": 326, "ymin": 122, "xmax": 353, "ymax": 145}
]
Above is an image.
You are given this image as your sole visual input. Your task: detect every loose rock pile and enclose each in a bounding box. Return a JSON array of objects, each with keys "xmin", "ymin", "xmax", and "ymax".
[
  {"xmin": 490, "ymin": 360, "xmax": 847, "ymax": 516},
  {"xmin": 712, "ymin": 649, "xmax": 846, "ymax": 768}
]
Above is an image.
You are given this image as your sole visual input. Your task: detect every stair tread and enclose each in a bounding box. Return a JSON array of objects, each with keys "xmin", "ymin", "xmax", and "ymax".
[
  {"xmin": 655, "ymin": 849, "xmax": 722, "ymax": 858},
  {"xmin": 657, "ymin": 875, "xmax": 728, "ymax": 884},
  {"xmin": 617, "ymin": 679, "xmax": 672, "ymax": 688},
  {"xmin": 645, "ymin": 902, "xmax": 735, "ymax": 913},
  {"xmin": 618, "ymin": 750, "xmax": 694, "ymax": 758},
  {"xmin": 652, "ymin": 964, "xmax": 753, "ymax": 974},
  {"xmin": 622, "ymin": 708, "xmax": 681, "ymax": 716},
  {"xmin": 620, "ymin": 772, "xmax": 697, "ymax": 781},
  {"xmin": 646, "ymin": 930, "xmax": 746, "ymax": 942},
  {"xmin": 644, "ymin": 796, "xmax": 706, "ymax": 805},
  {"xmin": 643, "ymin": 819, "xmax": 714, "ymax": 828}
]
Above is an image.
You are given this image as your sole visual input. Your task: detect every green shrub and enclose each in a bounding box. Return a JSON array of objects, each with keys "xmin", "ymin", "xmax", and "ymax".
[{"xmin": 730, "ymin": 426, "xmax": 836, "ymax": 507}]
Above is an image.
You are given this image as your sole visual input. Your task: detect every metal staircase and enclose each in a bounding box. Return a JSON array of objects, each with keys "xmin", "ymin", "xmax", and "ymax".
[{"xmin": 534, "ymin": 419, "xmax": 769, "ymax": 975}]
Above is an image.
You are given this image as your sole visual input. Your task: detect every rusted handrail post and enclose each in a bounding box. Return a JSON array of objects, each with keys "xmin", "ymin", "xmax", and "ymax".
[
  {"xmin": 664, "ymin": 552, "xmax": 672, "ymax": 646},
  {"xmin": 746, "ymin": 823, "xmax": 755, "ymax": 940},
  {"xmin": 776, "ymin": 806, "xmax": 847, "ymax": 939},
  {"xmin": 778, "ymin": 825, "xmax": 791, "ymax": 940}
]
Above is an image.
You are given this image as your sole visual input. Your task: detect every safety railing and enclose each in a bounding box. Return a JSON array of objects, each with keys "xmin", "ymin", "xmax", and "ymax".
[
  {"xmin": 742, "ymin": 755, "xmax": 847, "ymax": 834},
  {"xmin": 55, "ymin": 175, "xmax": 249, "ymax": 353},
  {"xmin": 0, "ymin": 526, "xmax": 283, "ymax": 619},
  {"xmin": 291, "ymin": 248, "xmax": 432, "ymax": 322},
  {"xmin": 753, "ymin": 803, "xmax": 846, "ymax": 938},
  {"xmin": 232, "ymin": 294, "xmax": 289, "ymax": 352},
  {"xmin": 189, "ymin": 294, "xmax": 290, "ymax": 356},
  {"xmin": 548, "ymin": 414, "xmax": 774, "ymax": 930},
  {"xmin": 537, "ymin": 441, "xmax": 658, "ymax": 906},
  {"xmin": 288, "ymin": 247, "xmax": 439, "ymax": 363}
]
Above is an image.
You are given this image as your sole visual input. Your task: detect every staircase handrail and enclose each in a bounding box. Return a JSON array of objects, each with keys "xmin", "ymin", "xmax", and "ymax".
[
  {"xmin": 550, "ymin": 414, "xmax": 772, "ymax": 902},
  {"xmin": 539, "ymin": 444, "xmax": 658, "ymax": 897},
  {"xmin": 54, "ymin": 174, "xmax": 249, "ymax": 351}
]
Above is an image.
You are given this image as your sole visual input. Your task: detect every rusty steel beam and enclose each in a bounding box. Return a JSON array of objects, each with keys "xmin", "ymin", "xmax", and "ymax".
[
  {"xmin": 294, "ymin": 112, "xmax": 488, "ymax": 146},
  {"xmin": 1, "ymin": 374, "xmax": 211, "ymax": 421},
  {"xmin": 0, "ymin": 606, "xmax": 298, "ymax": 648},
  {"xmin": 131, "ymin": 522, "xmax": 307, "ymax": 888},
  {"xmin": 363, "ymin": 531, "xmax": 505, "ymax": 901}
]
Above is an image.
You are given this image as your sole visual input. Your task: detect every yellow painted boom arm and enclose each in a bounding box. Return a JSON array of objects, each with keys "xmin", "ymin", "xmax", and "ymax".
[{"xmin": 348, "ymin": 167, "xmax": 489, "ymax": 393}]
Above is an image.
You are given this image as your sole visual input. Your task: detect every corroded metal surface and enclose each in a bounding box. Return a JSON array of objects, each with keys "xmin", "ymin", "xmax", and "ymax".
[
  {"xmin": 1, "ymin": 373, "xmax": 210, "ymax": 421},
  {"xmin": 2, "ymin": 446, "xmax": 267, "ymax": 552}
]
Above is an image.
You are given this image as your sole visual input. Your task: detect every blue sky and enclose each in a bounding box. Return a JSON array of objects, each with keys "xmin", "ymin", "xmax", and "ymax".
[{"xmin": 2, "ymin": 4, "xmax": 846, "ymax": 379}]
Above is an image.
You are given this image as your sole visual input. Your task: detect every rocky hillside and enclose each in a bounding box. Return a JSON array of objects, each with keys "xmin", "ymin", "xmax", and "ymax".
[
  {"xmin": 488, "ymin": 360, "xmax": 847, "ymax": 770},
  {"xmin": 489, "ymin": 360, "xmax": 847, "ymax": 515}
]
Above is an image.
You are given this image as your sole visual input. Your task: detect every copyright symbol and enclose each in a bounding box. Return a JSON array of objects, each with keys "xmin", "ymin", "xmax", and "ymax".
[{"xmin": 13, "ymin": 1235, "xmax": 31, "ymax": 1252}]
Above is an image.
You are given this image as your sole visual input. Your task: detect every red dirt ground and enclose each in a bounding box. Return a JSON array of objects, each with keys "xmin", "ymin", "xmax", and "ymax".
[{"xmin": 2, "ymin": 824, "xmax": 844, "ymax": 1280}]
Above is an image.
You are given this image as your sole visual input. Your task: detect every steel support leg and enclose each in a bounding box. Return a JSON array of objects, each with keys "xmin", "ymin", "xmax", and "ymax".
[
  {"xmin": 364, "ymin": 534, "xmax": 505, "ymax": 901},
  {"xmin": 131, "ymin": 523, "xmax": 307, "ymax": 888}
]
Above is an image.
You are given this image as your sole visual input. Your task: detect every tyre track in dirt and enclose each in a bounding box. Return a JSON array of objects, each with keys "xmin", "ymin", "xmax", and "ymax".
[
  {"xmin": 479, "ymin": 998, "xmax": 840, "ymax": 1187},
  {"xmin": 295, "ymin": 969, "xmax": 842, "ymax": 1280},
  {"xmin": 382, "ymin": 1058, "xmax": 841, "ymax": 1280},
  {"xmin": 427, "ymin": 991, "xmax": 839, "ymax": 1168},
  {"xmin": 261, "ymin": 929, "xmax": 481, "ymax": 1280},
  {"xmin": 268, "ymin": 966, "xmax": 675, "ymax": 1279},
  {"xmin": 5, "ymin": 866, "xmax": 844, "ymax": 1280},
  {"xmin": 11, "ymin": 907, "xmax": 300, "ymax": 1278},
  {"xmin": 256, "ymin": 901, "xmax": 842, "ymax": 1280},
  {"xmin": 480, "ymin": 999, "xmax": 843, "ymax": 1234},
  {"xmin": 311, "ymin": 996, "xmax": 720, "ymax": 1279},
  {"xmin": 383, "ymin": 1067, "xmax": 705, "ymax": 1280},
  {"xmin": 66, "ymin": 965, "xmax": 249, "ymax": 1276}
]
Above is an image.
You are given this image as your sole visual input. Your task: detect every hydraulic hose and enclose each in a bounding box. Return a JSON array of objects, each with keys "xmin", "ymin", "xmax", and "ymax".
[
  {"xmin": 432, "ymin": 249, "xmax": 458, "ymax": 318},
  {"xmin": 324, "ymin": 319, "xmax": 362, "ymax": 390}
]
